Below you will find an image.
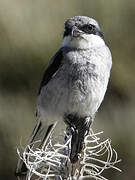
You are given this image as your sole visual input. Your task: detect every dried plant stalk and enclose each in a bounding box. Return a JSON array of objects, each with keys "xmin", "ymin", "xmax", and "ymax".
[{"xmin": 17, "ymin": 127, "xmax": 121, "ymax": 180}]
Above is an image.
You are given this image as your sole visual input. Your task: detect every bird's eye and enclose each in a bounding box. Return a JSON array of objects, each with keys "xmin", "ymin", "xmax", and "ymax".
[{"xmin": 81, "ymin": 24, "xmax": 95, "ymax": 34}]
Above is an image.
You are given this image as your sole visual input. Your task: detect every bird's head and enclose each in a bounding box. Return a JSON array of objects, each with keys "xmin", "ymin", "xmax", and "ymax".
[{"xmin": 62, "ymin": 16, "xmax": 105, "ymax": 50}]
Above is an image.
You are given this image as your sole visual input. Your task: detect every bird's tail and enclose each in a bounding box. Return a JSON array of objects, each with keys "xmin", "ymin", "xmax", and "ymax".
[
  {"xmin": 15, "ymin": 121, "xmax": 55, "ymax": 177},
  {"xmin": 70, "ymin": 128, "xmax": 85, "ymax": 163},
  {"xmin": 64, "ymin": 114, "xmax": 92, "ymax": 164}
]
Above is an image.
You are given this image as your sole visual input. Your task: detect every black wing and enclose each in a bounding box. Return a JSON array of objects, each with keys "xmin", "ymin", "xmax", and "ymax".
[{"xmin": 38, "ymin": 48, "xmax": 63, "ymax": 94}]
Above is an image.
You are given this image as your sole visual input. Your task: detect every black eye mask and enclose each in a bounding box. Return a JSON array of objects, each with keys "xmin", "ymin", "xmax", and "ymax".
[
  {"xmin": 80, "ymin": 24, "xmax": 104, "ymax": 39},
  {"xmin": 63, "ymin": 24, "xmax": 104, "ymax": 39},
  {"xmin": 80, "ymin": 24, "xmax": 95, "ymax": 34},
  {"xmin": 63, "ymin": 27, "xmax": 72, "ymax": 37}
]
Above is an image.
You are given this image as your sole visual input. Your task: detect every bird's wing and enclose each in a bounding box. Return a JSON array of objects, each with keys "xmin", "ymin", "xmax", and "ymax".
[{"xmin": 38, "ymin": 48, "xmax": 63, "ymax": 94}]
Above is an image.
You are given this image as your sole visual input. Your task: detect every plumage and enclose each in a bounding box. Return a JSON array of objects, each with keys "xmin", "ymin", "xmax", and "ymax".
[{"xmin": 37, "ymin": 45, "xmax": 111, "ymax": 120}]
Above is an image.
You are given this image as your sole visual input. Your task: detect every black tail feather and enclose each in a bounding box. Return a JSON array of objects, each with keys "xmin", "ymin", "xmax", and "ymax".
[{"xmin": 64, "ymin": 113, "xmax": 92, "ymax": 164}]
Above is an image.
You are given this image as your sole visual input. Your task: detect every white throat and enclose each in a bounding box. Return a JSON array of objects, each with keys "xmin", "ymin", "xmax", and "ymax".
[{"xmin": 61, "ymin": 34, "xmax": 105, "ymax": 50}]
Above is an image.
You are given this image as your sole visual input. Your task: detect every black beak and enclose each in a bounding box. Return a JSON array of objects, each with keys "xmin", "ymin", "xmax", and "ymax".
[{"xmin": 71, "ymin": 26, "xmax": 83, "ymax": 37}]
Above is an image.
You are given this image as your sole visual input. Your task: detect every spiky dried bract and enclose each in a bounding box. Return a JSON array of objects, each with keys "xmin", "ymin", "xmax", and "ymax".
[
  {"xmin": 17, "ymin": 128, "xmax": 121, "ymax": 180},
  {"xmin": 80, "ymin": 129, "xmax": 122, "ymax": 180}
]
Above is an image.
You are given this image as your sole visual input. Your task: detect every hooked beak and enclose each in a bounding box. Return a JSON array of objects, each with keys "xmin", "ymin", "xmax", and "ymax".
[{"xmin": 71, "ymin": 26, "xmax": 83, "ymax": 37}]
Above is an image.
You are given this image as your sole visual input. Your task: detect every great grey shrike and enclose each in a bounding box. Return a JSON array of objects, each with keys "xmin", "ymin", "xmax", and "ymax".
[{"xmin": 16, "ymin": 16, "xmax": 112, "ymax": 176}]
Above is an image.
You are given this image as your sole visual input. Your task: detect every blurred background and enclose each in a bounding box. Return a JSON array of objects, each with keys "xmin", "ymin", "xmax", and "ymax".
[{"xmin": 0, "ymin": 0, "xmax": 135, "ymax": 179}]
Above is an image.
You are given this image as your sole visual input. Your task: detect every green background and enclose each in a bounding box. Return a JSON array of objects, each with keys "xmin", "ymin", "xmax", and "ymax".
[{"xmin": 0, "ymin": 0, "xmax": 135, "ymax": 179}]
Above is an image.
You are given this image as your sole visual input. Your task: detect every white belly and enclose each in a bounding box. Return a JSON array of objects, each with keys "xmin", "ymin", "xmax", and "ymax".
[{"xmin": 37, "ymin": 63, "xmax": 109, "ymax": 122}]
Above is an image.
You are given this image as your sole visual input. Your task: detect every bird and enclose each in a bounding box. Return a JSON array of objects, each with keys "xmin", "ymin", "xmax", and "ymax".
[{"xmin": 16, "ymin": 16, "xmax": 112, "ymax": 176}]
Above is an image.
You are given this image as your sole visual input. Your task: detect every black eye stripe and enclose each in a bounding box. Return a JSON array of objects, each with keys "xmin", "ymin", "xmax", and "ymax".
[
  {"xmin": 65, "ymin": 27, "xmax": 71, "ymax": 31},
  {"xmin": 63, "ymin": 27, "xmax": 72, "ymax": 37},
  {"xmin": 80, "ymin": 24, "xmax": 95, "ymax": 33},
  {"xmin": 63, "ymin": 24, "xmax": 104, "ymax": 39}
]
